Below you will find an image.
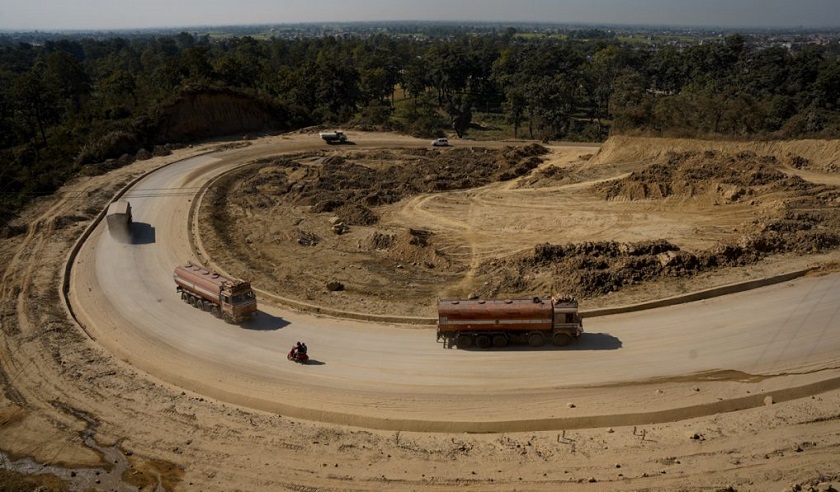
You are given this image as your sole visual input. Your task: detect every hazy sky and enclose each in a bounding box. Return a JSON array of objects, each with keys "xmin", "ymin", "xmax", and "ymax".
[{"xmin": 1, "ymin": 0, "xmax": 839, "ymax": 31}]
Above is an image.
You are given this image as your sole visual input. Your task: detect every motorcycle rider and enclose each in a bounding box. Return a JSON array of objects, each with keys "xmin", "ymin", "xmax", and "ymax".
[{"xmin": 290, "ymin": 341, "xmax": 307, "ymax": 360}]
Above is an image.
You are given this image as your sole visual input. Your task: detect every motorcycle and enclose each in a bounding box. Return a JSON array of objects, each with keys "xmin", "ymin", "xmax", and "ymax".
[{"xmin": 287, "ymin": 349, "xmax": 309, "ymax": 364}]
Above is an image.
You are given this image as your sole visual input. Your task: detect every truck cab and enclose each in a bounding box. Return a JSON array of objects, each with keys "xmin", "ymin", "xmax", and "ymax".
[{"xmin": 219, "ymin": 280, "xmax": 258, "ymax": 322}]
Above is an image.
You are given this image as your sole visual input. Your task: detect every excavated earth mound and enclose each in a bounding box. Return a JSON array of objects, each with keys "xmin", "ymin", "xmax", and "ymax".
[
  {"xmin": 202, "ymin": 143, "xmax": 840, "ymax": 317},
  {"xmin": 202, "ymin": 145, "xmax": 551, "ymax": 316},
  {"xmin": 483, "ymin": 151, "xmax": 840, "ymax": 298}
]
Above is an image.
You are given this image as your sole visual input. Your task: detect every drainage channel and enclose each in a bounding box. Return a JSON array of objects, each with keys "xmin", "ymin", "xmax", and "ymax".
[{"xmin": 1, "ymin": 403, "xmax": 165, "ymax": 492}]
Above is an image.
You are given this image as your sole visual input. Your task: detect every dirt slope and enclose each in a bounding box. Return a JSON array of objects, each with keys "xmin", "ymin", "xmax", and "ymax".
[{"xmin": 593, "ymin": 135, "xmax": 840, "ymax": 172}]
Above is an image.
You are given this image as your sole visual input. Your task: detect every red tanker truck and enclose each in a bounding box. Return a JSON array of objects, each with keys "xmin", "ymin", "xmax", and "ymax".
[
  {"xmin": 173, "ymin": 262, "xmax": 257, "ymax": 324},
  {"xmin": 436, "ymin": 295, "xmax": 583, "ymax": 349}
]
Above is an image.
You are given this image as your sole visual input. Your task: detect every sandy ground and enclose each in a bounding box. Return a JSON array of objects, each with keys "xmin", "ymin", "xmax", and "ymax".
[
  {"xmin": 1, "ymin": 132, "xmax": 840, "ymax": 491},
  {"xmin": 199, "ymin": 134, "xmax": 840, "ymax": 318}
]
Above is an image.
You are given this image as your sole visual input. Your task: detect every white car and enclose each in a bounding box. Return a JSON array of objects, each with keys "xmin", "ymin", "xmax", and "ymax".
[{"xmin": 432, "ymin": 137, "xmax": 449, "ymax": 147}]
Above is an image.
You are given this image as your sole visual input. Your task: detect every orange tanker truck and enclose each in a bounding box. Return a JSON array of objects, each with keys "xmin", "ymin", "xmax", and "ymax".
[
  {"xmin": 437, "ymin": 295, "xmax": 583, "ymax": 349},
  {"xmin": 173, "ymin": 262, "xmax": 257, "ymax": 324}
]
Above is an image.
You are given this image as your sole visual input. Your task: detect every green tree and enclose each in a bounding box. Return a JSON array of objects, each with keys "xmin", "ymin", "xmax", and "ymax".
[
  {"xmin": 609, "ymin": 69, "xmax": 651, "ymax": 132},
  {"xmin": 353, "ymin": 34, "xmax": 404, "ymax": 106},
  {"xmin": 99, "ymin": 69, "xmax": 137, "ymax": 118},
  {"xmin": 744, "ymin": 46, "xmax": 791, "ymax": 97},
  {"xmin": 425, "ymin": 43, "xmax": 471, "ymax": 107},
  {"xmin": 224, "ymin": 37, "xmax": 266, "ymax": 90},
  {"xmin": 814, "ymin": 58, "xmax": 840, "ymax": 110},
  {"xmin": 644, "ymin": 45, "xmax": 684, "ymax": 94},
  {"xmin": 402, "ymin": 56, "xmax": 429, "ymax": 116},
  {"xmin": 359, "ymin": 66, "xmax": 392, "ymax": 105},
  {"xmin": 446, "ymin": 95, "xmax": 472, "ymax": 138},
  {"xmin": 589, "ymin": 45, "xmax": 624, "ymax": 118},
  {"xmin": 503, "ymin": 87, "xmax": 526, "ymax": 138},
  {"xmin": 397, "ymin": 91, "xmax": 447, "ymax": 136},
  {"xmin": 526, "ymin": 74, "xmax": 578, "ymax": 140},
  {"xmin": 214, "ymin": 54, "xmax": 251, "ymax": 89},
  {"xmin": 0, "ymin": 69, "xmax": 17, "ymax": 148},
  {"xmin": 313, "ymin": 56, "xmax": 360, "ymax": 122},
  {"xmin": 43, "ymin": 50, "xmax": 91, "ymax": 111},
  {"xmin": 181, "ymin": 46, "xmax": 214, "ymax": 84},
  {"xmin": 12, "ymin": 68, "xmax": 58, "ymax": 146}
]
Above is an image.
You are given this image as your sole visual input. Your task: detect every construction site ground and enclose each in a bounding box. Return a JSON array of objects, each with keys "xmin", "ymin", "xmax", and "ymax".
[
  {"xmin": 1, "ymin": 132, "xmax": 840, "ymax": 491},
  {"xmin": 201, "ymin": 134, "xmax": 840, "ymax": 319}
]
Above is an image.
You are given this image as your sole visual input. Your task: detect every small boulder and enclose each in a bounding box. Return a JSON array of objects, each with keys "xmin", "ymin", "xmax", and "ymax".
[
  {"xmin": 332, "ymin": 222, "xmax": 349, "ymax": 234},
  {"xmin": 326, "ymin": 281, "xmax": 345, "ymax": 292},
  {"xmin": 657, "ymin": 250, "xmax": 679, "ymax": 267}
]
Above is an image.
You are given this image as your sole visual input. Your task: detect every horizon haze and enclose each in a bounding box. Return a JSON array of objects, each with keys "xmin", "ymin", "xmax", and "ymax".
[{"xmin": 1, "ymin": 0, "xmax": 840, "ymax": 31}]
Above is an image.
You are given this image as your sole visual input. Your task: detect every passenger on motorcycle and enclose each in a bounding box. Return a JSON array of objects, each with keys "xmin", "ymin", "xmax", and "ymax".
[{"xmin": 290, "ymin": 341, "xmax": 308, "ymax": 360}]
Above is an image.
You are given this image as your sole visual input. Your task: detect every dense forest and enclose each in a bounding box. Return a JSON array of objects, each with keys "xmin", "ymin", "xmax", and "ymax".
[{"xmin": 2, "ymin": 27, "xmax": 840, "ymax": 226}]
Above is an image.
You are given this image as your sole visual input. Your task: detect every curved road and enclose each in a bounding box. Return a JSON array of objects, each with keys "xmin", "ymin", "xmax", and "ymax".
[{"xmin": 68, "ymin": 135, "xmax": 840, "ymax": 431}]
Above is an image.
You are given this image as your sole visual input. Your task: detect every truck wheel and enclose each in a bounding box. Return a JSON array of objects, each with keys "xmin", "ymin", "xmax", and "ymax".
[
  {"xmin": 456, "ymin": 334, "xmax": 472, "ymax": 348},
  {"xmin": 492, "ymin": 335, "xmax": 508, "ymax": 348},
  {"xmin": 191, "ymin": 296, "xmax": 201, "ymax": 308},
  {"xmin": 528, "ymin": 333, "xmax": 545, "ymax": 347},
  {"xmin": 553, "ymin": 333, "xmax": 573, "ymax": 347},
  {"xmin": 210, "ymin": 306, "xmax": 221, "ymax": 318},
  {"xmin": 476, "ymin": 335, "xmax": 491, "ymax": 349},
  {"xmin": 223, "ymin": 314, "xmax": 234, "ymax": 324},
  {"xmin": 180, "ymin": 291, "xmax": 188, "ymax": 302}
]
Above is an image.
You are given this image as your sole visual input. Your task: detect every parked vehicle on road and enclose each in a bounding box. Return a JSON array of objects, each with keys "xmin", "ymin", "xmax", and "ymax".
[
  {"xmin": 431, "ymin": 137, "xmax": 449, "ymax": 147},
  {"xmin": 319, "ymin": 131, "xmax": 348, "ymax": 144}
]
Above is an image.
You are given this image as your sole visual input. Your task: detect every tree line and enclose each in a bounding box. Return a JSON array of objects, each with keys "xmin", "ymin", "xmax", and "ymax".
[{"xmin": 1, "ymin": 29, "xmax": 840, "ymax": 225}]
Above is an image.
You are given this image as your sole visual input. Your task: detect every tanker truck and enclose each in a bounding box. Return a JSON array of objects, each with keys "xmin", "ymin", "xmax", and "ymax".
[
  {"xmin": 436, "ymin": 295, "xmax": 583, "ymax": 349},
  {"xmin": 173, "ymin": 262, "xmax": 257, "ymax": 324}
]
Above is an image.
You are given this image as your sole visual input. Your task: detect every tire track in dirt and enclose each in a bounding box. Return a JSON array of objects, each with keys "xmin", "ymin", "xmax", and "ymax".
[
  {"xmin": 396, "ymin": 185, "xmax": 517, "ymax": 294},
  {"xmin": 0, "ymin": 193, "xmax": 81, "ymax": 407},
  {"xmin": 396, "ymin": 193, "xmax": 477, "ymax": 291},
  {"xmin": 0, "ymin": 178, "xmax": 128, "ymax": 469}
]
